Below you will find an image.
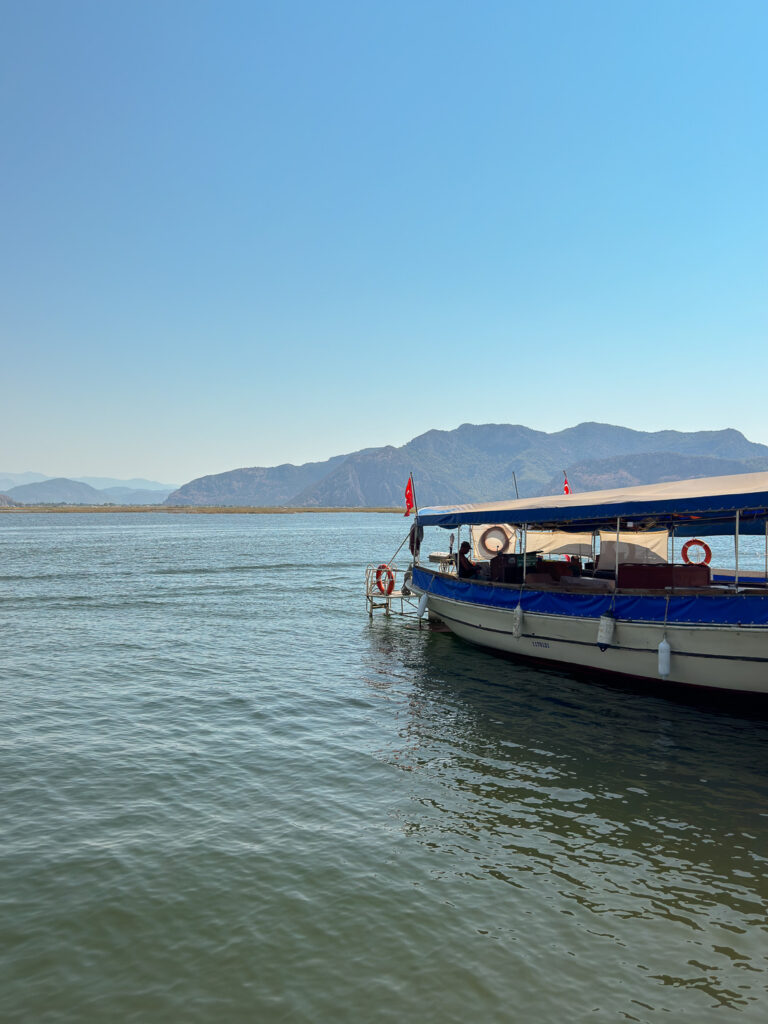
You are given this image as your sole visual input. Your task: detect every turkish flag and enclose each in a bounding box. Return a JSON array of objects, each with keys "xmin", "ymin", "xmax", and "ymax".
[
  {"xmin": 563, "ymin": 474, "xmax": 571, "ymax": 495},
  {"xmin": 404, "ymin": 476, "xmax": 415, "ymax": 516}
]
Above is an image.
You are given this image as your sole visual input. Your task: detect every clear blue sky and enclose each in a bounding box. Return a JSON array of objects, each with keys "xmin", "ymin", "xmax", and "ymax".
[{"xmin": 3, "ymin": 0, "xmax": 767, "ymax": 483}]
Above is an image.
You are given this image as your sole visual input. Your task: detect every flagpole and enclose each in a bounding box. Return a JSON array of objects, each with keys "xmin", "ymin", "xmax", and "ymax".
[
  {"xmin": 408, "ymin": 472, "xmax": 420, "ymax": 566},
  {"xmin": 389, "ymin": 471, "xmax": 419, "ymax": 565}
]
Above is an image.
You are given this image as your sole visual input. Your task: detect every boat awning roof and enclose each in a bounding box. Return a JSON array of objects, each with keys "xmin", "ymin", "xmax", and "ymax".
[{"xmin": 417, "ymin": 471, "xmax": 768, "ymax": 533}]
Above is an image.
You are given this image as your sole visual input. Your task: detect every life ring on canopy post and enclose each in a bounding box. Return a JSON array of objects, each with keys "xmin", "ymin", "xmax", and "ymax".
[
  {"xmin": 375, "ymin": 563, "xmax": 396, "ymax": 595},
  {"xmin": 478, "ymin": 526, "xmax": 511, "ymax": 560},
  {"xmin": 681, "ymin": 539, "xmax": 712, "ymax": 566}
]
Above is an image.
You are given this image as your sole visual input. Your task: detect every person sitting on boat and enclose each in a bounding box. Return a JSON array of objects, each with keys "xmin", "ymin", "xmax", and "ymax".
[{"xmin": 458, "ymin": 541, "xmax": 480, "ymax": 578}]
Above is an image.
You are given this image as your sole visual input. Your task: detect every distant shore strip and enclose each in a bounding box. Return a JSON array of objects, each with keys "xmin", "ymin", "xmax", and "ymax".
[{"xmin": 0, "ymin": 505, "xmax": 405, "ymax": 515}]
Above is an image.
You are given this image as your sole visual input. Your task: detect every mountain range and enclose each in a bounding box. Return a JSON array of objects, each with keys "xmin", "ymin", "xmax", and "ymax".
[
  {"xmin": 6, "ymin": 424, "xmax": 767, "ymax": 508},
  {"xmin": 164, "ymin": 422, "xmax": 768, "ymax": 507}
]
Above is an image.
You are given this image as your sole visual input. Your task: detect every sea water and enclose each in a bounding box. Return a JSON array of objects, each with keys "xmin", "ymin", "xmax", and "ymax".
[{"xmin": 1, "ymin": 513, "xmax": 767, "ymax": 1023}]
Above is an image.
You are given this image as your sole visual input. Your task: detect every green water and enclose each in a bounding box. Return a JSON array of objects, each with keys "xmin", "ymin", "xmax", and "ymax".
[{"xmin": 1, "ymin": 514, "xmax": 766, "ymax": 1022}]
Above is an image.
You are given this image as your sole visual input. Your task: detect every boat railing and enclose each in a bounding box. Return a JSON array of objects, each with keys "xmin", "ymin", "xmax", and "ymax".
[{"xmin": 365, "ymin": 563, "xmax": 418, "ymax": 616}]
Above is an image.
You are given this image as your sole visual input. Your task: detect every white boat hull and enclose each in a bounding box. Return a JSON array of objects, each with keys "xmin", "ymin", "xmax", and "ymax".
[{"xmin": 415, "ymin": 582, "xmax": 768, "ymax": 694}]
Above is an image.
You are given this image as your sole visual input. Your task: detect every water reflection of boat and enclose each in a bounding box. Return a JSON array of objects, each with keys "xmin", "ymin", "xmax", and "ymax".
[
  {"xmin": 363, "ymin": 622, "xmax": 768, "ymax": 1016},
  {"xmin": 410, "ymin": 472, "xmax": 768, "ymax": 693}
]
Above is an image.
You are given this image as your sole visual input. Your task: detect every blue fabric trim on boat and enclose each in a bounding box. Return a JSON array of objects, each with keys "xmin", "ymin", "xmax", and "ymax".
[{"xmin": 413, "ymin": 566, "xmax": 768, "ymax": 626}]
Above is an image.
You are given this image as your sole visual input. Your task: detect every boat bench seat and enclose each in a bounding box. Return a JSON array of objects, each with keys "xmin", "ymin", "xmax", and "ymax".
[
  {"xmin": 523, "ymin": 561, "xmax": 574, "ymax": 584},
  {"xmin": 617, "ymin": 562, "xmax": 710, "ymax": 588}
]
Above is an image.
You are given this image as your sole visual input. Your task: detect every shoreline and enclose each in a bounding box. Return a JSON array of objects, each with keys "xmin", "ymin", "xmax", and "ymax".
[{"xmin": 0, "ymin": 505, "xmax": 405, "ymax": 515}]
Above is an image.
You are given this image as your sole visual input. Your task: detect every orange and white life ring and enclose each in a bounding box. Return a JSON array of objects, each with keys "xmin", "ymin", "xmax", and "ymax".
[
  {"xmin": 478, "ymin": 526, "xmax": 511, "ymax": 559},
  {"xmin": 375, "ymin": 563, "xmax": 395, "ymax": 595},
  {"xmin": 681, "ymin": 539, "xmax": 712, "ymax": 566}
]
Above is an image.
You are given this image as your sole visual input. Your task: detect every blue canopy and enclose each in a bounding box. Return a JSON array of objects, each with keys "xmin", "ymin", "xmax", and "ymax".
[{"xmin": 416, "ymin": 471, "xmax": 768, "ymax": 534}]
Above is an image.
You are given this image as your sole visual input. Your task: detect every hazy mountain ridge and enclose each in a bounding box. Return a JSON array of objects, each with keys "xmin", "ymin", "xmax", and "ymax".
[
  {"xmin": 6, "ymin": 478, "xmax": 175, "ymax": 505},
  {"xmin": 0, "ymin": 471, "xmax": 174, "ymax": 490},
  {"xmin": 0, "ymin": 473, "xmax": 49, "ymax": 491},
  {"xmin": 7, "ymin": 479, "xmax": 106, "ymax": 504},
  {"xmin": 74, "ymin": 477, "xmax": 176, "ymax": 491},
  {"xmin": 165, "ymin": 422, "xmax": 768, "ymax": 507}
]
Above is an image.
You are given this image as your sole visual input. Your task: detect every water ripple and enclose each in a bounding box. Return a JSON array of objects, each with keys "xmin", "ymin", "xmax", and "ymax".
[{"xmin": 1, "ymin": 513, "xmax": 767, "ymax": 1023}]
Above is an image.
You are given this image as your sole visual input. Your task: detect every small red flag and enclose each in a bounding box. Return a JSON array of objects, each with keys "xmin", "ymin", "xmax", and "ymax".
[
  {"xmin": 563, "ymin": 472, "xmax": 571, "ymax": 495},
  {"xmin": 404, "ymin": 476, "xmax": 415, "ymax": 516}
]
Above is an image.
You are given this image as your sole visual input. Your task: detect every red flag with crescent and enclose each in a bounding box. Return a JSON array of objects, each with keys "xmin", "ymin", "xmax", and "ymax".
[
  {"xmin": 404, "ymin": 476, "xmax": 415, "ymax": 516},
  {"xmin": 563, "ymin": 473, "xmax": 571, "ymax": 495}
]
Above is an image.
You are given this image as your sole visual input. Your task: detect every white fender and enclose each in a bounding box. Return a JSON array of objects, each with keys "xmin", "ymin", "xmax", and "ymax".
[
  {"xmin": 417, "ymin": 593, "xmax": 429, "ymax": 618},
  {"xmin": 512, "ymin": 604, "xmax": 523, "ymax": 639},
  {"xmin": 658, "ymin": 636, "xmax": 671, "ymax": 678},
  {"xmin": 597, "ymin": 614, "xmax": 615, "ymax": 649}
]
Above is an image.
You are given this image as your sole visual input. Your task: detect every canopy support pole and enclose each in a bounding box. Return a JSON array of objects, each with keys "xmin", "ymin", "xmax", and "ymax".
[
  {"xmin": 614, "ymin": 518, "xmax": 620, "ymax": 586},
  {"xmin": 410, "ymin": 471, "xmax": 420, "ymax": 566},
  {"xmin": 522, "ymin": 524, "xmax": 527, "ymax": 583},
  {"xmin": 735, "ymin": 510, "xmax": 740, "ymax": 588},
  {"xmin": 765, "ymin": 520, "xmax": 767, "ymax": 582}
]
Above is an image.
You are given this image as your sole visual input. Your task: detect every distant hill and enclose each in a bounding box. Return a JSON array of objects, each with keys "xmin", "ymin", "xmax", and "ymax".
[
  {"xmin": 165, "ymin": 422, "xmax": 768, "ymax": 508},
  {"xmin": 73, "ymin": 477, "xmax": 176, "ymax": 491},
  {"xmin": 0, "ymin": 493, "xmax": 21, "ymax": 507},
  {"xmin": 7, "ymin": 478, "xmax": 106, "ymax": 504},
  {"xmin": 5, "ymin": 477, "xmax": 174, "ymax": 505}
]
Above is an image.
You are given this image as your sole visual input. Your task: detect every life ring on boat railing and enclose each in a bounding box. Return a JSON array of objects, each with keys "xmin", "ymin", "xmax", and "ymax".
[
  {"xmin": 375, "ymin": 563, "xmax": 395, "ymax": 595},
  {"xmin": 478, "ymin": 526, "xmax": 511, "ymax": 560},
  {"xmin": 681, "ymin": 539, "xmax": 712, "ymax": 566}
]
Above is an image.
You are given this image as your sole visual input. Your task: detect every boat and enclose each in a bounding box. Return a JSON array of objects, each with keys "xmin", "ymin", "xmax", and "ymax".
[{"xmin": 407, "ymin": 472, "xmax": 768, "ymax": 693}]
